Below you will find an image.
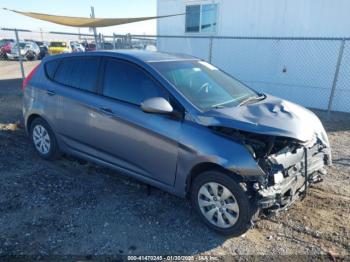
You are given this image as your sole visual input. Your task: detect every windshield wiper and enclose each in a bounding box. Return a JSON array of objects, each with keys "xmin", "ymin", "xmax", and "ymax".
[
  {"xmin": 238, "ymin": 93, "xmax": 266, "ymax": 106},
  {"xmin": 210, "ymin": 99, "xmax": 236, "ymax": 109}
]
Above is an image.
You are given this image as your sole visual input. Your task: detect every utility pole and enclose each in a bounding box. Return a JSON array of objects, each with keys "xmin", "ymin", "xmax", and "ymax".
[
  {"xmin": 39, "ymin": 28, "xmax": 43, "ymax": 41},
  {"xmin": 90, "ymin": 6, "xmax": 99, "ymax": 49},
  {"xmin": 14, "ymin": 29, "xmax": 25, "ymax": 79}
]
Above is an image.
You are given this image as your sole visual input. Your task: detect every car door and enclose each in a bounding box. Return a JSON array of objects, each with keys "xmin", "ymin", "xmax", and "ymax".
[
  {"xmin": 49, "ymin": 56, "xmax": 104, "ymax": 153},
  {"xmin": 91, "ymin": 58, "xmax": 182, "ymax": 186}
]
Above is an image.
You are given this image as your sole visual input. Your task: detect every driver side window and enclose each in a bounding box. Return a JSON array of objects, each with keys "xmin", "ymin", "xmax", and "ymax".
[{"xmin": 102, "ymin": 59, "xmax": 168, "ymax": 105}]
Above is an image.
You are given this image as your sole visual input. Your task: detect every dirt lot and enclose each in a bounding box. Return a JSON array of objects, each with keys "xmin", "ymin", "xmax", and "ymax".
[{"xmin": 0, "ymin": 60, "xmax": 349, "ymax": 259}]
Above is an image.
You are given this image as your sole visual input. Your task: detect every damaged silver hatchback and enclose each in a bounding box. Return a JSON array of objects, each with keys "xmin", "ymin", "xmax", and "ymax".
[{"xmin": 23, "ymin": 51, "xmax": 331, "ymax": 236}]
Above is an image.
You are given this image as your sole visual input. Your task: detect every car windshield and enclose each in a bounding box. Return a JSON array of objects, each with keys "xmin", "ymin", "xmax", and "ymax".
[
  {"xmin": 13, "ymin": 43, "xmax": 27, "ymax": 49},
  {"xmin": 50, "ymin": 42, "xmax": 67, "ymax": 47},
  {"xmin": 0, "ymin": 40, "xmax": 12, "ymax": 46},
  {"xmin": 151, "ymin": 60, "xmax": 258, "ymax": 110}
]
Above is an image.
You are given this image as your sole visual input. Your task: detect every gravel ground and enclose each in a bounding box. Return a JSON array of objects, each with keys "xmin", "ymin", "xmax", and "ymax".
[{"xmin": 0, "ymin": 61, "xmax": 349, "ymax": 259}]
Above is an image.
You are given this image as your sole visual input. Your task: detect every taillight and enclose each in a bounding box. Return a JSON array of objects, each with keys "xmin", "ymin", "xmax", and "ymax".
[
  {"xmin": 22, "ymin": 64, "xmax": 40, "ymax": 91},
  {"xmin": 3, "ymin": 43, "xmax": 12, "ymax": 52}
]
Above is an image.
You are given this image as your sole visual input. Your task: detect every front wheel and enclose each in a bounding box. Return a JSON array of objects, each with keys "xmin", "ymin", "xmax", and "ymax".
[{"xmin": 191, "ymin": 171, "xmax": 253, "ymax": 236}]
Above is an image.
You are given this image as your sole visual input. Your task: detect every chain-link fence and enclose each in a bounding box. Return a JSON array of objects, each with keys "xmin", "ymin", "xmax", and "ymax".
[{"xmin": 1, "ymin": 28, "xmax": 349, "ymax": 113}]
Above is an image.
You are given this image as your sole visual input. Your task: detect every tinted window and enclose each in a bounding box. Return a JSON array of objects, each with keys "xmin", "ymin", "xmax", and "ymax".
[
  {"xmin": 45, "ymin": 59, "xmax": 61, "ymax": 79},
  {"xmin": 103, "ymin": 59, "xmax": 166, "ymax": 105},
  {"xmin": 54, "ymin": 57, "xmax": 100, "ymax": 92}
]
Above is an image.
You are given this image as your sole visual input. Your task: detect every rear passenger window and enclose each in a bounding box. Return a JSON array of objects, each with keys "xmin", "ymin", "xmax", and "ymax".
[
  {"xmin": 45, "ymin": 60, "xmax": 60, "ymax": 80},
  {"xmin": 102, "ymin": 59, "xmax": 167, "ymax": 105},
  {"xmin": 53, "ymin": 57, "xmax": 100, "ymax": 92}
]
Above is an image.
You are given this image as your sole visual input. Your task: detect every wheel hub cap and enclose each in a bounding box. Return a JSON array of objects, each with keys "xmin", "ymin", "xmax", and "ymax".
[
  {"xmin": 197, "ymin": 182, "xmax": 239, "ymax": 228},
  {"xmin": 33, "ymin": 125, "xmax": 51, "ymax": 154}
]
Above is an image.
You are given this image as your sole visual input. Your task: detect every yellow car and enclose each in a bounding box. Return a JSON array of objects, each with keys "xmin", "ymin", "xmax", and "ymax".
[{"xmin": 48, "ymin": 41, "xmax": 71, "ymax": 55}]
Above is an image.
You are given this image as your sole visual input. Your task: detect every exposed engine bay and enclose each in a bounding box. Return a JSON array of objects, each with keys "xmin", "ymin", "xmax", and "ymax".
[{"xmin": 210, "ymin": 126, "xmax": 331, "ymax": 213}]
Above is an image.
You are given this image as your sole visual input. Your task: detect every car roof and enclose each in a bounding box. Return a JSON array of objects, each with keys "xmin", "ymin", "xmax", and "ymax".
[
  {"xmin": 108, "ymin": 50, "xmax": 198, "ymax": 63},
  {"xmin": 43, "ymin": 50, "xmax": 200, "ymax": 65}
]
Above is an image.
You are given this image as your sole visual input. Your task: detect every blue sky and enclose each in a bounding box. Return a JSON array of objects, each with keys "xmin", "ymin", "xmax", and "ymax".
[{"xmin": 0, "ymin": 0, "xmax": 157, "ymax": 35}]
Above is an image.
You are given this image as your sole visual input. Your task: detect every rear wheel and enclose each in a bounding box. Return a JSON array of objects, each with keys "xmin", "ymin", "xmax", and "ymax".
[
  {"xmin": 30, "ymin": 118, "xmax": 59, "ymax": 160},
  {"xmin": 26, "ymin": 51, "xmax": 36, "ymax": 61},
  {"xmin": 0, "ymin": 52, "xmax": 6, "ymax": 60},
  {"xmin": 191, "ymin": 171, "xmax": 253, "ymax": 236}
]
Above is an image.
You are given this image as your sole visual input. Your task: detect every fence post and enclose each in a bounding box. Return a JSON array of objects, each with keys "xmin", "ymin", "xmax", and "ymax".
[
  {"xmin": 327, "ymin": 39, "xmax": 345, "ymax": 114},
  {"xmin": 113, "ymin": 34, "xmax": 116, "ymax": 49},
  {"xmin": 14, "ymin": 29, "xmax": 26, "ymax": 79},
  {"xmin": 208, "ymin": 36, "xmax": 213, "ymax": 63}
]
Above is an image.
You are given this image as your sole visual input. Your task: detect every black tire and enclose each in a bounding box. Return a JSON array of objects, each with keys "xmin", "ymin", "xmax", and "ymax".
[
  {"xmin": 29, "ymin": 117, "xmax": 59, "ymax": 160},
  {"xmin": 32, "ymin": 52, "xmax": 38, "ymax": 61},
  {"xmin": 0, "ymin": 52, "xmax": 6, "ymax": 60},
  {"xmin": 26, "ymin": 51, "xmax": 36, "ymax": 61},
  {"xmin": 191, "ymin": 171, "xmax": 253, "ymax": 236}
]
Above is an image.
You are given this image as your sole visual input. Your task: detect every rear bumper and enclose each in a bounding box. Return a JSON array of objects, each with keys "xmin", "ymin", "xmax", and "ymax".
[
  {"xmin": 6, "ymin": 53, "xmax": 27, "ymax": 60},
  {"xmin": 6, "ymin": 53, "xmax": 18, "ymax": 60}
]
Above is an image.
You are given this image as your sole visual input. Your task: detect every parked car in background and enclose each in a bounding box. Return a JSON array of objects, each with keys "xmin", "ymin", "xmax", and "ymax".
[
  {"xmin": 22, "ymin": 50, "xmax": 331, "ymax": 236},
  {"xmin": 34, "ymin": 41, "xmax": 49, "ymax": 59},
  {"xmin": 0, "ymin": 39, "xmax": 15, "ymax": 60},
  {"xmin": 81, "ymin": 42, "xmax": 96, "ymax": 52},
  {"xmin": 25, "ymin": 40, "xmax": 49, "ymax": 60},
  {"xmin": 48, "ymin": 41, "xmax": 71, "ymax": 55},
  {"xmin": 7, "ymin": 41, "xmax": 41, "ymax": 61},
  {"xmin": 70, "ymin": 42, "xmax": 85, "ymax": 52},
  {"xmin": 101, "ymin": 42, "xmax": 114, "ymax": 50}
]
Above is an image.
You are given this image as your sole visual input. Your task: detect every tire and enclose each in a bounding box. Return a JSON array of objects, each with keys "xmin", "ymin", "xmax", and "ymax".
[
  {"xmin": 32, "ymin": 52, "xmax": 38, "ymax": 61},
  {"xmin": 191, "ymin": 171, "xmax": 253, "ymax": 236},
  {"xmin": 30, "ymin": 118, "xmax": 59, "ymax": 160},
  {"xmin": 26, "ymin": 51, "xmax": 36, "ymax": 61}
]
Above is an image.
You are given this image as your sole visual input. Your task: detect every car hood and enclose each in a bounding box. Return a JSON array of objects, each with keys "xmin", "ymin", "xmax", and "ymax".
[{"xmin": 196, "ymin": 94, "xmax": 329, "ymax": 145}]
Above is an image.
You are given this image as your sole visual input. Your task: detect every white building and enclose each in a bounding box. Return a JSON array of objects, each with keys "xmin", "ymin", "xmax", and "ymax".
[{"xmin": 156, "ymin": 0, "xmax": 350, "ymax": 112}]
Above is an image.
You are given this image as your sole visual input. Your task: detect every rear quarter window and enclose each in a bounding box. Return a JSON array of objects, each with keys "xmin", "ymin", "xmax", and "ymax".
[
  {"xmin": 45, "ymin": 59, "xmax": 61, "ymax": 80},
  {"xmin": 52, "ymin": 57, "xmax": 100, "ymax": 92}
]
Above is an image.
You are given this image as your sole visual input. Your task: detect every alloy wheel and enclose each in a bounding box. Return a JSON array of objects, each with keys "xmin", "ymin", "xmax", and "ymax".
[{"xmin": 32, "ymin": 124, "xmax": 51, "ymax": 155}]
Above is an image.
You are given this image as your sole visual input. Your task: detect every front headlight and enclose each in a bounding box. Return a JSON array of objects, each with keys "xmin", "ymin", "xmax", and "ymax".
[
  {"xmin": 316, "ymin": 125, "xmax": 330, "ymax": 148},
  {"xmin": 273, "ymin": 171, "xmax": 284, "ymax": 184}
]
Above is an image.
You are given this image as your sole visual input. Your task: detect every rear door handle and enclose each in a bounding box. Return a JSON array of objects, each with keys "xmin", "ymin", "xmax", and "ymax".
[
  {"xmin": 98, "ymin": 107, "xmax": 114, "ymax": 115},
  {"xmin": 46, "ymin": 90, "xmax": 56, "ymax": 96}
]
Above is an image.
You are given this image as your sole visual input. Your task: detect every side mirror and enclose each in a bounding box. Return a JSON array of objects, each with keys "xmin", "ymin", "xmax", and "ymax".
[{"xmin": 141, "ymin": 97, "xmax": 173, "ymax": 114}]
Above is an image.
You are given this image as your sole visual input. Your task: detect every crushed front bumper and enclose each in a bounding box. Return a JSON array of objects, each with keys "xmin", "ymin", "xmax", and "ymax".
[{"xmin": 256, "ymin": 141, "xmax": 331, "ymax": 213}]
